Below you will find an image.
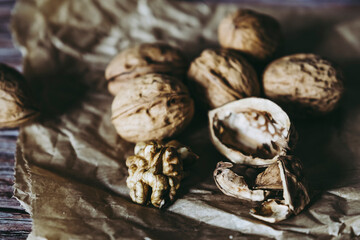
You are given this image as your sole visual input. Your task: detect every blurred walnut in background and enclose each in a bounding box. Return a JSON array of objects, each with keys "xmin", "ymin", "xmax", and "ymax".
[
  {"xmin": 218, "ymin": 9, "xmax": 281, "ymax": 61},
  {"xmin": 0, "ymin": 64, "xmax": 39, "ymax": 128}
]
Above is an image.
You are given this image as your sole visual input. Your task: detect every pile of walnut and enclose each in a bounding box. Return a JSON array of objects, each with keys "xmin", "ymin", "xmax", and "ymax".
[
  {"xmin": 104, "ymin": 9, "xmax": 345, "ymax": 223},
  {"xmin": 126, "ymin": 140, "xmax": 198, "ymax": 208}
]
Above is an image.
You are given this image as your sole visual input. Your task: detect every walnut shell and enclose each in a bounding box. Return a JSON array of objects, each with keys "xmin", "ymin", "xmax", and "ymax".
[
  {"xmin": 209, "ymin": 97, "xmax": 296, "ymax": 167},
  {"xmin": 187, "ymin": 49, "xmax": 259, "ymax": 109},
  {"xmin": 263, "ymin": 53, "xmax": 344, "ymax": 115},
  {"xmin": 214, "ymin": 156, "xmax": 310, "ymax": 223},
  {"xmin": 111, "ymin": 73, "xmax": 194, "ymax": 142},
  {"xmin": 218, "ymin": 9, "xmax": 281, "ymax": 61},
  {"xmin": 250, "ymin": 156, "xmax": 310, "ymax": 223},
  {"xmin": 0, "ymin": 64, "xmax": 39, "ymax": 127},
  {"xmin": 105, "ymin": 43, "xmax": 187, "ymax": 95}
]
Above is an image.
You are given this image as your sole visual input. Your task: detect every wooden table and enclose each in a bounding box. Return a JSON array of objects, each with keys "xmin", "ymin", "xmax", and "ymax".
[{"xmin": 0, "ymin": 0, "xmax": 32, "ymax": 239}]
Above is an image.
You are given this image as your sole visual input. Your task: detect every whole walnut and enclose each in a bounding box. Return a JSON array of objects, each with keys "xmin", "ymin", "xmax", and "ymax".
[
  {"xmin": 105, "ymin": 43, "xmax": 187, "ymax": 95},
  {"xmin": 218, "ymin": 9, "xmax": 281, "ymax": 61},
  {"xmin": 0, "ymin": 63, "xmax": 39, "ymax": 127},
  {"xmin": 111, "ymin": 73, "xmax": 194, "ymax": 143},
  {"xmin": 126, "ymin": 140, "xmax": 198, "ymax": 208},
  {"xmin": 263, "ymin": 53, "xmax": 344, "ymax": 115},
  {"xmin": 187, "ymin": 49, "xmax": 259, "ymax": 109}
]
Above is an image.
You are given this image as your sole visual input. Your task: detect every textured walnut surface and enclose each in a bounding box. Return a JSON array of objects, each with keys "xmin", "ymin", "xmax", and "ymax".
[
  {"xmin": 105, "ymin": 43, "xmax": 187, "ymax": 95},
  {"xmin": 218, "ymin": 9, "xmax": 281, "ymax": 61},
  {"xmin": 126, "ymin": 140, "xmax": 197, "ymax": 208},
  {"xmin": 187, "ymin": 49, "xmax": 259, "ymax": 109},
  {"xmin": 0, "ymin": 64, "xmax": 39, "ymax": 127},
  {"xmin": 263, "ymin": 53, "xmax": 344, "ymax": 115},
  {"xmin": 111, "ymin": 73, "xmax": 194, "ymax": 142}
]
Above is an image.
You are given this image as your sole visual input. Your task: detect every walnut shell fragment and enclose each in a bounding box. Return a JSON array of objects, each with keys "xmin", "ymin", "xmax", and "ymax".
[
  {"xmin": 214, "ymin": 161, "xmax": 269, "ymax": 202},
  {"xmin": 126, "ymin": 140, "xmax": 198, "ymax": 208},
  {"xmin": 218, "ymin": 9, "xmax": 281, "ymax": 61},
  {"xmin": 214, "ymin": 156, "xmax": 310, "ymax": 223},
  {"xmin": 105, "ymin": 43, "xmax": 187, "ymax": 95},
  {"xmin": 250, "ymin": 156, "xmax": 310, "ymax": 223},
  {"xmin": 187, "ymin": 49, "xmax": 259, "ymax": 109},
  {"xmin": 263, "ymin": 53, "xmax": 344, "ymax": 115},
  {"xmin": 0, "ymin": 63, "xmax": 39, "ymax": 128},
  {"xmin": 209, "ymin": 97, "xmax": 296, "ymax": 167},
  {"xmin": 111, "ymin": 73, "xmax": 194, "ymax": 143}
]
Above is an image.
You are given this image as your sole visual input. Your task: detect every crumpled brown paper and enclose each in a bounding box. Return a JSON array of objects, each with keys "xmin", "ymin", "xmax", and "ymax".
[{"xmin": 11, "ymin": 0, "xmax": 360, "ymax": 239}]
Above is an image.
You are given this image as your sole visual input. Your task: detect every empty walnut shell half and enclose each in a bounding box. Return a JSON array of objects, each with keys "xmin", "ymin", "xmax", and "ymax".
[
  {"xmin": 105, "ymin": 43, "xmax": 187, "ymax": 95},
  {"xmin": 214, "ymin": 156, "xmax": 310, "ymax": 223},
  {"xmin": 187, "ymin": 49, "xmax": 260, "ymax": 109},
  {"xmin": 126, "ymin": 140, "xmax": 198, "ymax": 208},
  {"xmin": 0, "ymin": 63, "xmax": 39, "ymax": 128},
  {"xmin": 209, "ymin": 97, "xmax": 296, "ymax": 166},
  {"xmin": 111, "ymin": 73, "xmax": 194, "ymax": 143},
  {"xmin": 218, "ymin": 9, "xmax": 281, "ymax": 61},
  {"xmin": 263, "ymin": 53, "xmax": 344, "ymax": 115}
]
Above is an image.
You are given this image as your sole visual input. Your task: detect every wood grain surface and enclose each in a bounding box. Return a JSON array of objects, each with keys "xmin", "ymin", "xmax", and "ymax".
[{"xmin": 0, "ymin": 0, "xmax": 32, "ymax": 239}]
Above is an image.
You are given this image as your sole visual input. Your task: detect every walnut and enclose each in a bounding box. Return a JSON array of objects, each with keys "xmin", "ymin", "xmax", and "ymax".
[
  {"xmin": 218, "ymin": 9, "xmax": 281, "ymax": 61},
  {"xmin": 263, "ymin": 53, "xmax": 344, "ymax": 115},
  {"xmin": 105, "ymin": 43, "xmax": 187, "ymax": 95},
  {"xmin": 209, "ymin": 97, "xmax": 296, "ymax": 167},
  {"xmin": 126, "ymin": 140, "xmax": 198, "ymax": 208},
  {"xmin": 214, "ymin": 156, "xmax": 310, "ymax": 223},
  {"xmin": 111, "ymin": 73, "xmax": 194, "ymax": 143},
  {"xmin": 0, "ymin": 63, "xmax": 39, "ymax": 128},
  {"xmin": 187, "ymin": 49, "xmax": 260, "ymax": 109}
]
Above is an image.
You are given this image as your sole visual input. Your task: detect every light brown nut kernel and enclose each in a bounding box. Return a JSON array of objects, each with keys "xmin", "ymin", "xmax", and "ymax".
[
  {"xmin": 105, "ymin": 43, "xmax": 187, "ymax": 95},
  {"xmin": 263, "ymin": 53, "xmax": 344, "ymax": 115},
  {"xmin": 0, "ymin": 63, "xmax": 39, "ymax": 128},
  {"xmin": 111, "ymin": 74, "xmax": 194, "ymax": 143},
  {"xmin": 187, "ymin": 49, "xmax": 259, "ymax": 109},
  {"xmin": 218, "ymin": 9, "xmax": 281, "ymax": 61},
  {"xmin": 209, "ymin": 97, "xmax": 296, "ymax": 167},
  {"xmin": 126, "ymin": 140, "xmax": 198, "ymax": 208}
]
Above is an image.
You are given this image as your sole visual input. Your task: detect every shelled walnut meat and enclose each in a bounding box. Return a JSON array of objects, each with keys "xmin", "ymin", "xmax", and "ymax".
[
  {"xmin": 126, "ymin": 140, "xmax": 198, "ymax": 208},
  {"xmin": 111, "ymin": 73, "xmax": 194, "ymax": 143},
  {"xmin": 218, "ymin": 9, "xmax": 281, "ymax": 61},
  {"xmin": 0, "ymin": 63, "xmax": 39, "ymax": 127},
  {"xmin": 105, "ymin": 43, "xmax": 187, "ymax": 95},
  {"xmin": 209, "ymin": 97, "xmax": 296, "ymax": 167},
  {"xmin": 187, "ymin": 49, "xmax": 260, "ymax": 109},
  {"xmin": 263, "ymin": 53, "xmax": 344, "ymax": 115},
  {"xmin": 214, "ymin": 156, "xmax": 310, "ymax": 223}
]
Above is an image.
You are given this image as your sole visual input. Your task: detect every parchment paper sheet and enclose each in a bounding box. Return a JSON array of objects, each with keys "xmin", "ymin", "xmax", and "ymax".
[{"xmin": 11, "ymin": 0, "xmax": 360, "ymax": 239}]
